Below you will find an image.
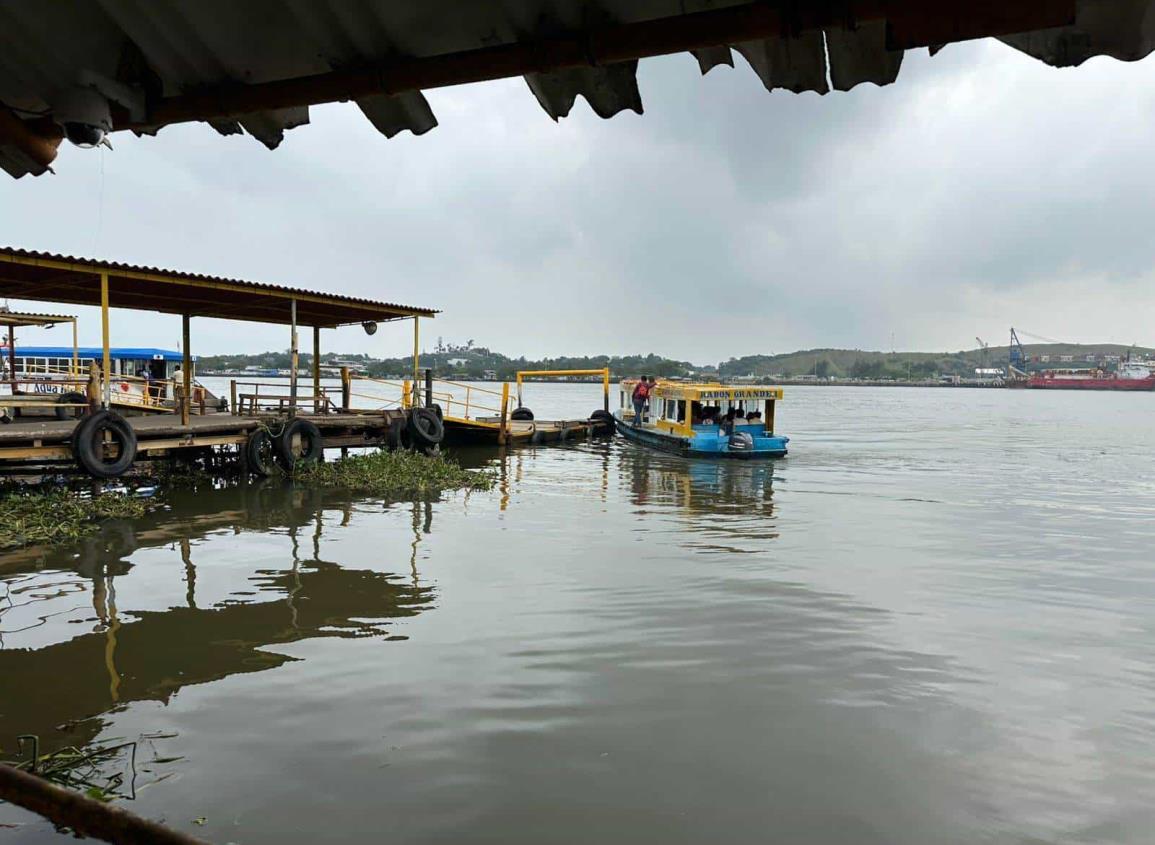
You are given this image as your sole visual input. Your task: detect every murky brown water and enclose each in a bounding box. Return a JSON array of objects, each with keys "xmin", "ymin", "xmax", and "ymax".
[{"xmin": 2, "ymin": 386, "xmax": 1155, "ymax": 844}]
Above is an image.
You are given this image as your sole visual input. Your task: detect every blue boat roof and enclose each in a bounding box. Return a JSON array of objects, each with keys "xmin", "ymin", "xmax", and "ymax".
[{"xmin": 5, "ymin": 346, "xmax": 195, "ymax": 362}]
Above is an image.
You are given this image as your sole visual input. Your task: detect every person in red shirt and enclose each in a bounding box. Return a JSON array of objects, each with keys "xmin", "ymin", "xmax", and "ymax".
[{"xmin": 632, "ymin": 375, "xmax": 655, "ymax": 426}]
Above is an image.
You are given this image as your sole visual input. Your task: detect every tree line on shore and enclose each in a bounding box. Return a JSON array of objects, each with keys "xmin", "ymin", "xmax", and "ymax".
[{"xmin": 199, "ymin": 341, "xmax": 1152, "ymax": 382}]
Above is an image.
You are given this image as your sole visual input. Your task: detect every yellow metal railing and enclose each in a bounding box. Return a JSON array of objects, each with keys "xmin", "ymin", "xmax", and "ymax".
[{"xmin": 515, "ymin": 368, "xmax": 610, "ymax": 411}]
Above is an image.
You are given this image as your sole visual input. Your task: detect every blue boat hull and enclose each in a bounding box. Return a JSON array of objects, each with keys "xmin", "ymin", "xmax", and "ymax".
[{"xmin": 616, "ymin": 419, "xmax": 788, "ymax": 459}]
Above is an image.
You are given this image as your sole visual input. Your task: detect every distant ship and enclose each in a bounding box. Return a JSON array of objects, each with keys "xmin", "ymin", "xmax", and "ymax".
[{"xmin": 1022, "ymin": 361, "xmax": 1155, "ymax": 391}]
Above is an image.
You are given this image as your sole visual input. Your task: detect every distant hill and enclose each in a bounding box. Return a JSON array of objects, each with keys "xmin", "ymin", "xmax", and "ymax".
[
  {"xmin": 719, "ymin": 343, "xmax": 1155, "ymax": 379},
  {"xmin": 200, "ymin": 341, "xmax": 1155, "ymax": 381}
]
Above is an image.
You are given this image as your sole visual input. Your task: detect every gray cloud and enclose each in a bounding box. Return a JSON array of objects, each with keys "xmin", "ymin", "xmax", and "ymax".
[{"xmin": 2, "ymin": 39, "xmax": 1155, "ymax": 362}]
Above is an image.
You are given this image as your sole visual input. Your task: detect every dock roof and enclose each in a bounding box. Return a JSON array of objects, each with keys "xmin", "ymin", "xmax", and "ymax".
[
  {"xmin": 0, "ymin": 310, "xmax": 76, "ymax": 328},
  {"xmin": 3, "ymin": 1, "xmax": 1150, "ymax": 178},
  {"xmin": 0, "ymin": 247, "xmax": 436, "ymax": 327}
]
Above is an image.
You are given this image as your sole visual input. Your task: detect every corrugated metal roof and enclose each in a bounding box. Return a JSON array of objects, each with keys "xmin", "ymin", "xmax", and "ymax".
[
  {"xmin": 1, "ymin": 1, "xmax": 1152, "ymax": 178},
  {"xmin": 0, "ymin": 247, "xmax": 437, "ymax": 326}
]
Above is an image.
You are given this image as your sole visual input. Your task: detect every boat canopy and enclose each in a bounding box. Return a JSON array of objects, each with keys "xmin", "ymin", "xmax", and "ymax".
[
  {"xmin": 625, "ymin": 381, "xmax": 784, "ymax": 402},
  {"xmin": 5, "ymin": 346, "xmax": 194, "ymax": 362}
]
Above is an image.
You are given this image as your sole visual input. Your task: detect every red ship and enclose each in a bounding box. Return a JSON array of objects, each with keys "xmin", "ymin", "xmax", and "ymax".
[{"xmin": 1024, "ymin": 362, "xmax": 1155, "ymax": 390}]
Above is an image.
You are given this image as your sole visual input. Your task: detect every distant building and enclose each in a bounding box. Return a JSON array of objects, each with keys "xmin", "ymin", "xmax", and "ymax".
[
  {"xmin": 974, "ymin": 368, "xmax": 1003, "ymax": 377},
  {"xmin": 446, "ymin": 357, "xmax": 470, "ymax": 367},
  {"xmin": 1059, "ymin": 355, "xmax": 1074, "ymax": 363}
]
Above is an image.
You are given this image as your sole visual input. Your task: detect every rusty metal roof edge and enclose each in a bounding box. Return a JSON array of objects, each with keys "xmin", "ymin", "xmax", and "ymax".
[{"xmin": 0, "ymin": 246, "xmax": 439, "ymax": 318}]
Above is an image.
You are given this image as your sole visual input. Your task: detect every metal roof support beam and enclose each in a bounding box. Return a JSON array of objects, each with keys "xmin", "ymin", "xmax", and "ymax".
[{"xmin": 120, "ymin": 0, "xmax": 1075, "ymax": 131}]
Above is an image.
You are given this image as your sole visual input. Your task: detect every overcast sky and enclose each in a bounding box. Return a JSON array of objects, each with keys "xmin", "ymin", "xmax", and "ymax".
[{"xmin": 2, "ymin": 38, "xmax": 1154, "ymax": 365}]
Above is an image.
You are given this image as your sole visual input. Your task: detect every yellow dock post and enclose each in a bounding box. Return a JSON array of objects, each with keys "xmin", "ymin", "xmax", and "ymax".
[
  {"xmin": 100, "ymin": 271, "xmax": 111, "ymax": 407},
  {"xmin": 340, "ymin": 366, "xmax": 351, "ymax": 411},
  {"xmin": 181, "ymin": 314, "xmax": 191, "ymax": 426},
  {"xmin": 288, "ymin": 299, "xmax": 298, "ymax": 417},
  {"xmin": 602, "ymin": 367, "xmax": 610, "ymax": 412},
  {"xmin": 230, "ymin": 379, "xmax": 237, "ymax": 415},
  {"xmin": 500, "ymin": 381, "xmax": 510, "ymax": 443},
  {"xmin": 312, "ymin": 325, "xmax": 321, "ymax": 413},
  {"xmin": 412, "ymin": 316, "xmax": 420, "ymax": 387}
]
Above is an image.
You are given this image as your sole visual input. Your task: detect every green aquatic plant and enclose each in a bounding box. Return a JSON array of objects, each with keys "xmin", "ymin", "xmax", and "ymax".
[
  {"xmin": 292, "ymin": 449, "xmax": 494, "ymax": 496},
  {"xmin": 3, "ymin": 735, "xmax": 138, "ymax": 803},
  {"xmin": 0, "ymin": 488, "xmax": 149, "ymax": 551}
]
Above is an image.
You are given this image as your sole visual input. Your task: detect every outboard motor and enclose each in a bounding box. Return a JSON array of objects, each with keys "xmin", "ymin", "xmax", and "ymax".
[{"xmin": 728, "ymin": 431, "xmax": 754, "ymax": 452}]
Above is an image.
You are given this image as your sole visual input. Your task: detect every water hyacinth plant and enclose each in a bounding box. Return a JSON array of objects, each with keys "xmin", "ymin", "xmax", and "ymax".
[
  {"xmin": 292, "ymin": 449, "xmax": 494, "ymax": 496},
  {"xmin": 0, "ymin": 489, "xmax": 149, "ymax": 551}
]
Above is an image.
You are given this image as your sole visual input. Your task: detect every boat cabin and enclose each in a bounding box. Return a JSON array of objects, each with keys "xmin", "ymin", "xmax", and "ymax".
[
  {"xmin": 615, "ymin": 380, "xmax": 788, "ymax": 459},
  {"xmin": 1, "ymin": 346, "xmax": 195, "ymax": 391}
]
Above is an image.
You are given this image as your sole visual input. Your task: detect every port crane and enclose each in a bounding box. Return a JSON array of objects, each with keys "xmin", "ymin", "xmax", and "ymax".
[{"xmin": 975, "ymin": 337, "xmax": 990, "ymax": 370}]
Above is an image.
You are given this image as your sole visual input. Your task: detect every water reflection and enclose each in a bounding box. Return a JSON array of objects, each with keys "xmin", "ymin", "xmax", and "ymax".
[{"xmin": 0, "ymin": 483, "xmax": 436, "ymax": 756}]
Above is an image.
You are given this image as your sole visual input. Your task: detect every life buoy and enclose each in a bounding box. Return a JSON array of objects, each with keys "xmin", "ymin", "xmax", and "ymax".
[{"xmin": 119, "ymin": 382, "xmax": 130, "ymax": 392}]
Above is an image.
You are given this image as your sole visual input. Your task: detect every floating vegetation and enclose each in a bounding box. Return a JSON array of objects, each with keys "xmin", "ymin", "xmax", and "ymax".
[
  {"xmin": 293, "ymin": 449, "xmax": 494, "ymax": 496},
  {"xmin": 3, "ymin": 735, "xmax": 139, "ymax": 803},
  {"xmin": 0, "ymin": 488, "xmax": 150, "ymax": 552}
]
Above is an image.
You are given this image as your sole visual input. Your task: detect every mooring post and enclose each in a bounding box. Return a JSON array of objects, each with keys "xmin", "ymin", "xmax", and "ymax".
[
  {"xmin": 86, "ymin": 362, "xmax": 100, "ymax": 415},
  {"xmin": 603, "ymin": 367, "xmax": 610, "ymax": 412},
  {"xmin": 500, "ymin": 381, "xmax": 510, "ymax": 443},
  {"xmin": 230, "ymin": 379, "xmax": 237, "ymax": 415},
  {"xmin": 340, "ymin": 367, "xmax": 351, "ymax": 412},
  {"xmin": 425, "ymin": 368, "xmax": 433, "ymax": 408}
]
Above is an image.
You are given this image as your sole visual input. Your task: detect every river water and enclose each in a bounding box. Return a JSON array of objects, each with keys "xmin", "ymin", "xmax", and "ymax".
[{"xmin": 2, "ymin": 385, "xmax": 1154, "ymax": 844}]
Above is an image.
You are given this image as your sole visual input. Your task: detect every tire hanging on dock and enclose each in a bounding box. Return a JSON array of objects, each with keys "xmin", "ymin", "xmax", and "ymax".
[
  {"xmin": 589, "ymin": 409, "xmax": 615, "ymax": 434},
  {"xmin": 245, "ymin": 429, "xmax": 278, "ymax": 477},
  {"xmin": 407, "ymin": 407, "xmax": 444, "ymax": 453},
  {"xmin": 71, "ymin": 410, "xmax": 137, "ymax": 479},
  {"xmin": 276, "ymin": 418, "xmax": 325, "ymax": 469},
  {"xmin": 510, "ymin": 406, "xmax": 534, "ymax": 421},
  {"xmin": 55, "ymin": 392, "xmax": 87, "ymax": 421}
]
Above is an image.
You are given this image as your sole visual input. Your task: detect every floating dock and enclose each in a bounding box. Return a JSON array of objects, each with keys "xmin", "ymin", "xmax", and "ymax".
[{"xmin": 0, "ymin": 250, "xmax": 613, "ymax": 478}]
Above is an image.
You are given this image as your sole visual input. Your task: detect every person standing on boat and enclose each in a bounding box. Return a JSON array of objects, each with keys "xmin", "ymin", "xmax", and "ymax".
[{"xmin": 632, "ymin": 376, "xmax": 654, "ymax": 426}]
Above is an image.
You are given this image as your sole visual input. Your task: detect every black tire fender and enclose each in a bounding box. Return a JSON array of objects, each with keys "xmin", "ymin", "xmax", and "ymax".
[
  {"xmin": 407, "ymin": 407, "xmax": 444, "ymax": 450},
  {"xmin": 589, "ymin": 408, "xmax": 615, "ymax": 434},
  {"xmin": 510, "ymin": 406, "xmax": 534, "ymax": 421},
  {"xmin": 245, "ymin": 429, "xmax": 278, "ymax": 477},
  {"xmin": 72, "ymin": 410, "xmax": 137, "ymax": 479},
  {"xmin": 55, "ymin": 391, "xmax": 88, "ymax": 421},
  {"xmin": 276, "ymin": 418, "xmax": 324, "ymax": 469}
]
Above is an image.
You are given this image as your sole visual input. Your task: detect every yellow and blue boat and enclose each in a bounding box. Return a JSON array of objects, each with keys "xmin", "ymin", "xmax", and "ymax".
[{"xmin": 613, "ymin": 380, "xmax": 789, "ymax": 459}]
